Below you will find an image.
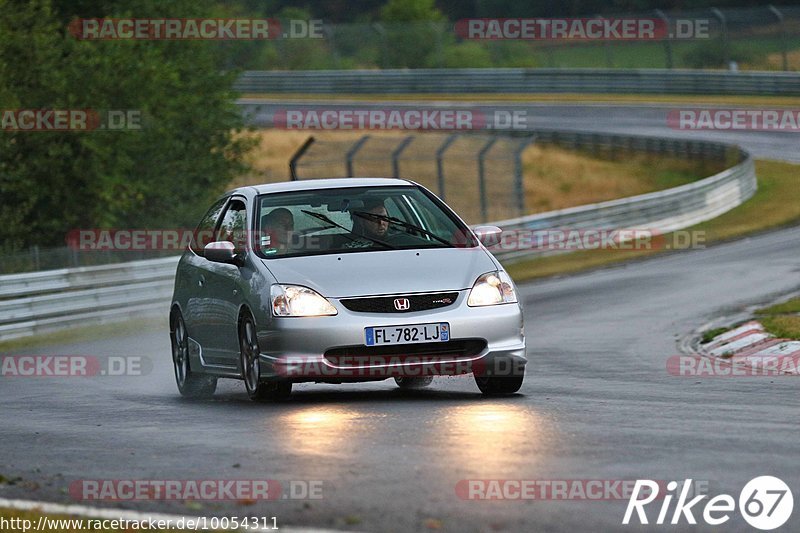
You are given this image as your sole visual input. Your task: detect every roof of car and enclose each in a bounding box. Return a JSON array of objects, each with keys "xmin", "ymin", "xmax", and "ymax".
[{"xmin": 241, "ymin": 178, "xmax": 415, "ymax": 195}]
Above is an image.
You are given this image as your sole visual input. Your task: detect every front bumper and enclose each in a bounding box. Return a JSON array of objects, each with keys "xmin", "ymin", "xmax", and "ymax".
[{"xmin": 256, "ymin": 290, "xmax": 525, "ymax": 382}]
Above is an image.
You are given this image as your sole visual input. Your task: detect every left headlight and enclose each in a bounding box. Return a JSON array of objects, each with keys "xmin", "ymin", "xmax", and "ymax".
[
  {"xmin": 271, "ymin": 284, "xmax": 338, "ymax": 317},
  {"xmin": 467, "ymin": 271, "xmax": 518, "ymax": 307}
]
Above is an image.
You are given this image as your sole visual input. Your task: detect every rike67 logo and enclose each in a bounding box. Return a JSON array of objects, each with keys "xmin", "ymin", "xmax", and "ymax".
[{"xmin": 623, "ymin": 476, "xmax": 793, "ymax": 530}]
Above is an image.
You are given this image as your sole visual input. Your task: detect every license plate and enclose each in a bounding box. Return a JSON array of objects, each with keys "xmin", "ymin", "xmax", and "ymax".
[{"xmin": 365, "ymin": 323, "xmax": 449, "ymax": 346}]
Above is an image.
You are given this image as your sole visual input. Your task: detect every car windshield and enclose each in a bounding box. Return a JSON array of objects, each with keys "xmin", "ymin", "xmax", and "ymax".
[{"xmin": 255, "ymin": 185, "xmax": 478, "ymax": 258}]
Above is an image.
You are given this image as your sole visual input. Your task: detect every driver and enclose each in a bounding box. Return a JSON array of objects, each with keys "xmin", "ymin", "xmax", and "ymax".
[{"xmin": 344, "ymin": 198, "xmax": 390, "ymax": 249}]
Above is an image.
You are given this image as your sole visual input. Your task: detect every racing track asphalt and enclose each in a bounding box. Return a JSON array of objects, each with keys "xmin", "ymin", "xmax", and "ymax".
[
  {"xmin": 1, "ymin": 225, "xmax": 799, "ymax": 532},
  {"xmin": 1, "ymin": 102, "xmax": 799, "ymax": 532}
]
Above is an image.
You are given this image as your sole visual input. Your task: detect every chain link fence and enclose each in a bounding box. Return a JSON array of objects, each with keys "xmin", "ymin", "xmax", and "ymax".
[{"xmin": 291, "ymin": 131, "xmax": 737, "ymax": 226}]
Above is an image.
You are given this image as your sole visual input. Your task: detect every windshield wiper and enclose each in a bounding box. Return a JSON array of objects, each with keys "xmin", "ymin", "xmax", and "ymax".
[
  {"xmin": 300, "ymin": 210, "xmax": 396, "ymax": 249},
  {"xmin": 352, "ymin": 211, "xmax": 454, "ymax": 247}
]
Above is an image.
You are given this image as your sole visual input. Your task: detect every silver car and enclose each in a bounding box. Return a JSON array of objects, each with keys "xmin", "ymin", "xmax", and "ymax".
[{"xmin": 169, "ymin": 178, "xmax": 526, "ymax": 400}]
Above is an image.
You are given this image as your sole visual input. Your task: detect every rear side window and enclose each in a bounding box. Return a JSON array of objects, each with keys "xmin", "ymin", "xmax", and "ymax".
[
  {"xmin": 216, "ymin": 199, "xmax": 248, "ymax": 253},
  {"xmin": 190, "ymin": 197, "xmax": 228, "ymax": 255}
]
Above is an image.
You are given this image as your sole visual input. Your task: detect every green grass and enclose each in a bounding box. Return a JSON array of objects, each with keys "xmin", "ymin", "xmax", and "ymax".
[
  {"xmin": 537, "ymin": 35, "xmax": 800, "ymax": 69},
  {"xmin": 702, "ymin": 327, "xmax": 730, "ymax": 344},
  {"xmin": 759, "ymin": 315, "xmax": 800, "ymax": 340},
  {"xmin": 754, "ymin": 296, "xmax": 800, "ymax": 340},
  {"xmin": 756, "ymin": 297, "xmax": 800, "ymax": 316},
  {"xmin": 506, "ymin": 160, "xmax": 800, "ymax": 281}
]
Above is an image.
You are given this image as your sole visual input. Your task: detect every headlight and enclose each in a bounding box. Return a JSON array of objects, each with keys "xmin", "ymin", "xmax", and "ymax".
[
  {"xmin": 271, "ymin": 285, "xmax": 338, "ymax": 317},
  {"xmin": 467, "ymin": 271, "xmax": 517, "ymax": 307}
]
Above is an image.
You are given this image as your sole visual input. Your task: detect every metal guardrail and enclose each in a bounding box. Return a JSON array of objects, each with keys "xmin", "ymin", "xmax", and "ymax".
[
  {"xmin": 0, "ymin": 257, "xmax": 179, "ymax": 341},
  {"xmin": 490, "ymin": 140, "xmax": 755, "ymax": 262},
  {"xmin": 0, "ymin": 133, "xmax": 757, "ymax": 342},
  {"xmin": 235, "ymin": 68, "xmax": 800, "ymax": 96}
]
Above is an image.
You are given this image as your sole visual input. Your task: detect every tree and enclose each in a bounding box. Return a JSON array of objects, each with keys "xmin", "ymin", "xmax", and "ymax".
[
  {"xmin": 0, "ymin": 0, "xmax": 254, "ymax": 252},
  {"xmin": 378, "ymin": 0, "xmax": 446, "ymax": 68}
]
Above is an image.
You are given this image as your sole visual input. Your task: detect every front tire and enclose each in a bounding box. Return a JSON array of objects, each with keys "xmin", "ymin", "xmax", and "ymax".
[
  {"xmin": 240, "ymin": 313, "xmax": 292, "ymax": 401},
  {"xmin": 171, "ymin": 312, "xmax": 217, "ymax": 398},
  {"xmin": 394, "ymin": 376, "xmax": 433, "ymax": 390},
  {"xmin": 474, "ymin": 375, "xmax": 524, "ymax": 395}
]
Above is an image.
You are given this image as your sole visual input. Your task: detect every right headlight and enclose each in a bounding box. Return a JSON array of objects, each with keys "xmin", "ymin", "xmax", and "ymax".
[
  {"xmin": 271, "ymin": 284, "xmax": 338, "ymax": 317},
  {"xmin": 467, "ymin": 271, "xmax": 517, "ymax": 307}
]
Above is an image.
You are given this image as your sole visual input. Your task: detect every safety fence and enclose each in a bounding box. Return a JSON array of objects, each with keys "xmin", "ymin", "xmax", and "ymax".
[{"xmin": 0, "ymin": 131, "xmax": 755, "ymax": 341}]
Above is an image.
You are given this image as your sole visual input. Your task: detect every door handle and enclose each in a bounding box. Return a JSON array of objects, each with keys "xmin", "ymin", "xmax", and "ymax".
[{"xmin": 198, "ymin": 275, "xmax": 205, "ymax": 287}]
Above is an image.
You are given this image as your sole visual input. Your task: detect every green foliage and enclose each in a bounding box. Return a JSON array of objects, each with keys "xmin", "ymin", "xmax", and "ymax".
[
  {"xmin": 0, "ymin": 0, "xmax": 255, "ymax": 251},
  {"xmin": 682, "ymin": 38, "xmax": 760, "ymax": 69},
  {"xmin": 379, "ymin": 0, "xmax": 445, "ymax": 23},
  {"xmin": 378, "ymin": 0, "xmax": 445, "ymax": 68},
  {"xmin": 439, "ymin": 42, "xmax": 493, "ymax": 68}
]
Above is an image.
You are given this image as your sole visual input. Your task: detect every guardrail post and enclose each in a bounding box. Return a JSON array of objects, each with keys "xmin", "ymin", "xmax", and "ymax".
[
  {"xmin": 514, "ymin": 136, "xmax": 534, "ymax": 217},
  {"xmin": 654, "ymin": 9, "xmax": 674, "ymax": 69},
  {"xmin": 478, "ymin": 137, "xmax": 499, "ymax": 223},
  {"xmin": 435, "ymin": 134, "xmax": 460, "ymax": 200},
  {"xmin": 711, "ymin": 8, "xmax": 730, "ymax": 68},
  {"xmin": 769, "ymin": 5, "xmax": 789, "ymax": 71},
  {"xmin": 346, "ymin": 135, "xmax": 371, "ymax": 177},
  {"xmin": 289, "ymin": 136, "xmax": 315, "ymax": 181},
  {"xmin": 391, "ymin": 135, "xmax": 414, "ymax": 178}
]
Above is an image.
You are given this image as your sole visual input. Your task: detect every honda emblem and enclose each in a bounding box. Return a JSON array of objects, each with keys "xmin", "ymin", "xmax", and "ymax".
[{"xmin": 393, "ymin": 298, "xmax": 410, "ymax": 311}]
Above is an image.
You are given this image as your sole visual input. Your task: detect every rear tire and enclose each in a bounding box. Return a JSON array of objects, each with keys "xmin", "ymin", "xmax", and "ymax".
[
  {"xmin": 394, "ymin": 376, "xmax": 433, "ymax": 390},
  {"xmin": 240, "ymin": 313, "xmax": 292, "ymax": 402},
  {"xmin": 474, "ymin": 375, "xmax": 524, "ymax": 395},
  {"xmin": 171, "ymin": 312, "xmax": 217, "ymax": 398}
]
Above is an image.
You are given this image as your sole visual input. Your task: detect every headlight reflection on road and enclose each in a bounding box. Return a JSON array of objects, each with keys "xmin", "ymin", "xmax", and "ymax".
[
  {"xmin": 276, "ymin": 406, "xmax": 374, "ymax": 458},
  {"xmin": 439, "ymin": 403, "xmax": 550, "ymax": 477}
]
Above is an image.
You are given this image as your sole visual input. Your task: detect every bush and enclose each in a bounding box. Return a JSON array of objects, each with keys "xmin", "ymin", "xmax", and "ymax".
[{"xmin": 682, "ymin": 38, "xmax": 759, "ymax": 69}]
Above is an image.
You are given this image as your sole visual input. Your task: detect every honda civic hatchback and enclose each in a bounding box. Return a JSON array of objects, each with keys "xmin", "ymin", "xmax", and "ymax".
[{"xmin": 169, "ymin": 178, "xmax": 526, "ymax": 401}]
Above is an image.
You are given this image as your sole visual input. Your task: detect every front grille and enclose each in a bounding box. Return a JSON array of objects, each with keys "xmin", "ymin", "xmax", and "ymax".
[
  {"xmin": 339, "ymin": 291, "xmax": 459, "ymax": 313},
  {"xmin": 324, "ymin": 339, "xmax": 486, "ymax": 366}
]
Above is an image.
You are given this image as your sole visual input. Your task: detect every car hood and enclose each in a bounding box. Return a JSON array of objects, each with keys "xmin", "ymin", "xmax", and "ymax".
[{"xmin": 261, "ymin": 247, "xmax": 498, "ymax": 298}]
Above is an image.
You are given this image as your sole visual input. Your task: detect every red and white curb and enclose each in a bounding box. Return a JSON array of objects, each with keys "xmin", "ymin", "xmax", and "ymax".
[
  {"xmin": 0, "ymin": 497, "xmax": 355, "ymax": 533},
  {"xmin": 699, "ymin": 320, "xmax": 800, "ymax": 375}
]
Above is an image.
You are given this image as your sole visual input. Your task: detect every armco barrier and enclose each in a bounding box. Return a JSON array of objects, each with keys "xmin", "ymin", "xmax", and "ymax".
[
  {"xmin": 235, "ymin": 68, "xmax": 800, "ymax": 96},
  {"xmin": 489, "ymin": 146, "xmax": 755, "ymax": 262},
  {"xmin": 0, "ymin": 135, "xmax": 756, "ymax": 342},
  {"xmin": 0, "ymin": 257, "xmax": 179, "ymax": 341}
]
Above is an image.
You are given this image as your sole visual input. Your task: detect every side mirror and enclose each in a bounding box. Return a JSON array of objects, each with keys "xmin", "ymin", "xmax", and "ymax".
[
  {"xmin": 473, "ymin": 225, "xmax": 503, "ymax": 247},
  {"xmin": 204, "ymin": 241, "xmax": 240, "ymax": 264}
]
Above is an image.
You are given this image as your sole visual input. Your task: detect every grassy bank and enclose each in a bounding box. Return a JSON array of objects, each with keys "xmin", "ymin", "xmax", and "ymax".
[
  {"xmin": 505, "ymin": 160, "xmax": 800, "ymax": 281},
  {"xmin": 756, "ymin": 297, "xmax": 800, "ymax": 340}
]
